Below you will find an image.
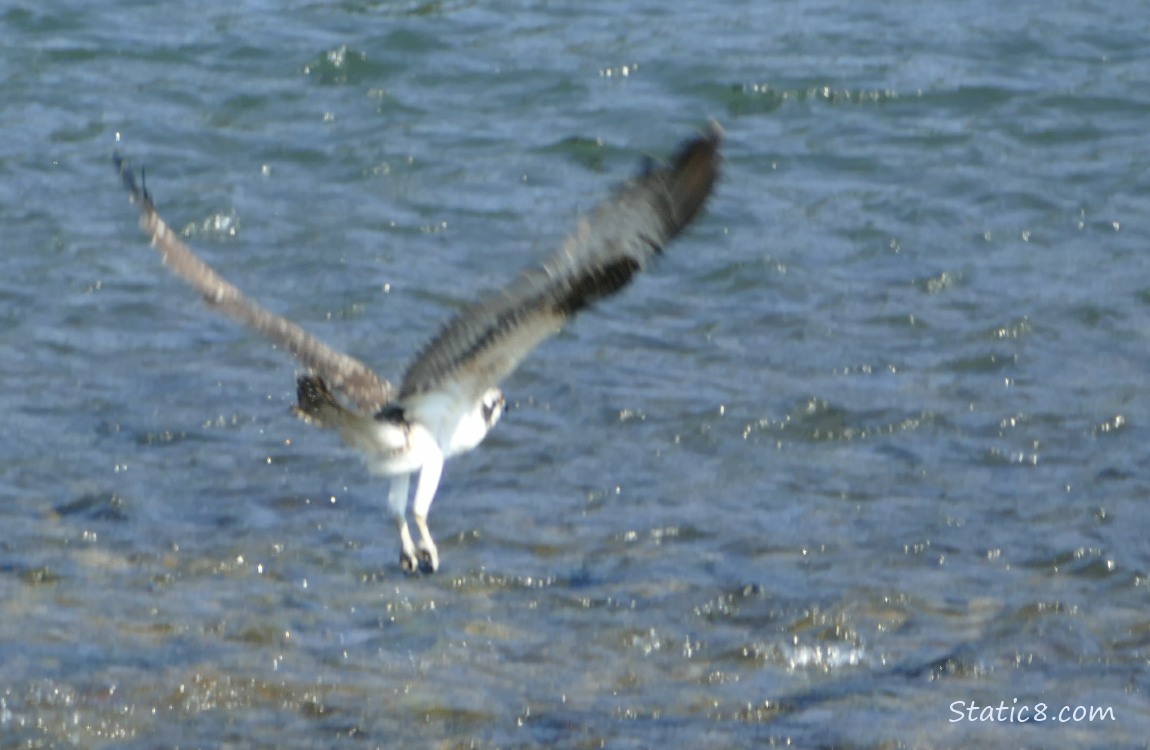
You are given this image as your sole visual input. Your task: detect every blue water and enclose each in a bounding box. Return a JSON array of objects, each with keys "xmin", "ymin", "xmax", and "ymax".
[{"xmin": 2, "ymin": 0, "xmax": 1149, "ymax": 747}]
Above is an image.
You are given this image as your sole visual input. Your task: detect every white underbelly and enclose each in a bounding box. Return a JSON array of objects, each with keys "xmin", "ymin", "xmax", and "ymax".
[{"xmin": 404, "ymin": 389, "xmax": 490, "ymax": 458}]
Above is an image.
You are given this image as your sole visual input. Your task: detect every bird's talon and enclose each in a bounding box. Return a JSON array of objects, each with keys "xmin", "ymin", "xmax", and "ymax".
[
  {"xmin": 400, "ymin": 551, "xmax": 419, "ymax": 574},
  {"xmin": 417, "ymin": 544, "xmax": 439, "ymax": 574}
]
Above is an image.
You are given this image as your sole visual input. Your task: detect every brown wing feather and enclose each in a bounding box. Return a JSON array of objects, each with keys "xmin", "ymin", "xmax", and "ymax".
[
  {"xmin": 114, "ymin": 156, "xmax": 393, "ymax": 414},
  {"xmin": 398, "ymin": 122, "xmax": 722, "ymax": 402}
]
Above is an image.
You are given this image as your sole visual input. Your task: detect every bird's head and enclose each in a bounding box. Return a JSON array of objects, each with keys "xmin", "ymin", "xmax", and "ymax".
[{"xmin": 481, "ymin": 387, "xmax": 505, "ymax": 429}]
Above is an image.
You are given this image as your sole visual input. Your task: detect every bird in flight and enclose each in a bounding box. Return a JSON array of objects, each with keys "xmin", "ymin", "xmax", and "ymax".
[{"xmin": 115, "ymin": 123, "xmax": 721, "ymax": 573}]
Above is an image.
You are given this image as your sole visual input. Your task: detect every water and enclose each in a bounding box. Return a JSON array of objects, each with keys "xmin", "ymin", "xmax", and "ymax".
[{"xmin": 2, "ymin": 0, "xmax": 1149, "ymax": 747}]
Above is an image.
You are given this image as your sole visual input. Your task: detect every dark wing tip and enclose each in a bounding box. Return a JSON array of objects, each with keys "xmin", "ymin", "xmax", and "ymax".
[
  {"xmin": 671, "ymin": 120, "xmax": 724, "ymax": 169},
  {"xmin": 663, "ymin": 121, "xmax": 723, "ymax": 232},
  {"xmin": 552, "ymin": 123, "xmax": 722, "ymax": 316},
  {"xmin": 113, "ymin": 152, "xmax": 154, "ymax": 213}
]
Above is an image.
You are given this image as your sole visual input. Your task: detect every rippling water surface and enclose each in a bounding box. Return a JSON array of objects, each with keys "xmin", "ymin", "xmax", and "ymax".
[{"xmin": 3, "ymin": 1, "xmax": 1149, "ymax": 747}]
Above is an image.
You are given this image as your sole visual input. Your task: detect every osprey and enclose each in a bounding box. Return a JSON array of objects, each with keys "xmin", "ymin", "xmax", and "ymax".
[{"xmin": 115, "ymin": 124, "xmax": 721, "ymax": 573}]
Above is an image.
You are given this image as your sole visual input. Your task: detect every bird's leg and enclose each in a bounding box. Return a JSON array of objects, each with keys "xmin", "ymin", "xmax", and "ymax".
[
  {"xmin": 386, "ymin": 474, "xmax": 419, "ymax": 573},
  {"xmin": 411, "ymin": 447, "xmax": 445, "ymax": 573}
]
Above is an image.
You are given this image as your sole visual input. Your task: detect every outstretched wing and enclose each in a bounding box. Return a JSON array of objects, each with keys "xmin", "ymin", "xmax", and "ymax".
[
  {"xmin": 398, "ymin": 122, "xmax": 722, "ymax": 402},
  {"xmin": 114, "ymin": 156, "xmax": 394, "ymax": 414}
]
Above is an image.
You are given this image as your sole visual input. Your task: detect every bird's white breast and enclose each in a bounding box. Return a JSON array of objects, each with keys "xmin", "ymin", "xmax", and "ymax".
[{"xmin": 404, "ymin": 386, "xmax": 493, "ymax": 459}]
